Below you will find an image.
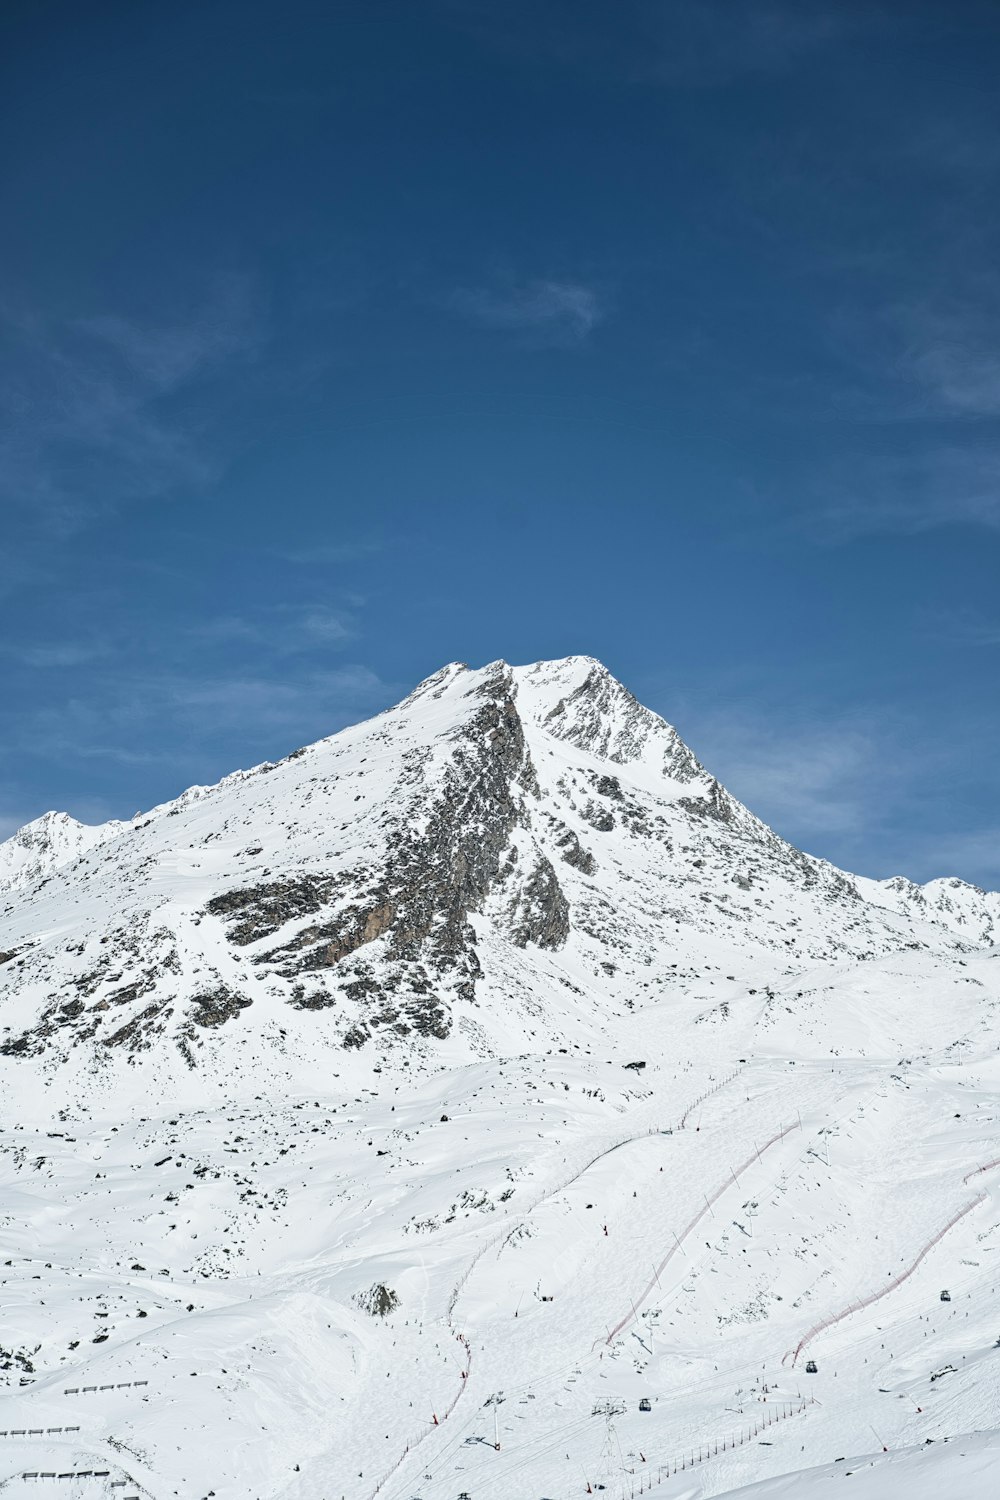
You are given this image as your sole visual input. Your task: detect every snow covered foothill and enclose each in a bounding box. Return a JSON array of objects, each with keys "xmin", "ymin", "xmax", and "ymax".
[{"xmin": 0, "ymin": 656, "xmax": 998, "ymax": 1500}]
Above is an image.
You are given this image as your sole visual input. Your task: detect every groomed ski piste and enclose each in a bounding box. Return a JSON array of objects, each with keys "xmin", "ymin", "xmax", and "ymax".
[{"xmin": 1, "ymin": 657, "xmax": 999, "ymax": 1499}]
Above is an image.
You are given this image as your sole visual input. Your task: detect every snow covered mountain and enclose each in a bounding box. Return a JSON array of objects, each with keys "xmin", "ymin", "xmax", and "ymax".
[
  {"xmin": 1, "ymin": 657, "xmax": 999, "ymax": 1500},
  {"xmin": 0, "ymin": 810, "xmax": 126, "ymax": 898},
  {"xmin": 1, "ymin": 655, "xmax": 993, "ymax": 1092}
]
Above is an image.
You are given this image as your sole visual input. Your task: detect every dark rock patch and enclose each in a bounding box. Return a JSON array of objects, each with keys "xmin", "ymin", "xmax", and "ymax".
[
  {"xmin": 554, "ymin": 826, "xmax": 596, "ymax": 875},
  {"xmin": 205, "ymin": 874, "xmax": 342, "ymax": 947},
  {"xmin": 580, "ymin": 800, "xmax": 615, "ymax": 833},
  {"xmin": 507, "ymin": 857, "xmax": 570, "ymax": 950},
  {"xmin": 103, "ymin": 1001, "xmax": 171, "ymax": 1050},
  {"xmin": 188, "ymin": 986, "xmax": 253, "ymax": 1029}
]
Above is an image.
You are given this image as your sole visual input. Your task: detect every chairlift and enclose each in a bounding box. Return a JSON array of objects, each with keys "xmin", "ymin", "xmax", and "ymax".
[
  {"xmin": 805, "ymin": 1360, "xmax": 818, "ymax": 1374},
  {"xmin": 940, "ymin": 1289, "xmax": 951, "ymax": 1302},
  {"xmin": 639, "ymin": 1397, "xmax": 652, "ymax": 1412}
]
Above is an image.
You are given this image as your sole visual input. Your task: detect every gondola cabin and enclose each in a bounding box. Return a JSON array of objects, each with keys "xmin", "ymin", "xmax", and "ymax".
[
  {"xmin": 639, "ymin": 1398, "xmax": 652, "ymax": 1412},
  {"xmin": 805, "ymin": 1360, "xmax": 818, "ymax": 1374}
]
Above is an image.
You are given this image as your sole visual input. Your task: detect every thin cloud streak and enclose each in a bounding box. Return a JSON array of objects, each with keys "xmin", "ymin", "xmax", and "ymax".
[
  {"xmin": 646, "ymin": 0, "xmax": 865, "ymax": 85},
  {"xmin": 281, "ymin": 539, "xmax": 385, "ymax": 565},
  {"xmin": 0, "ymin": 639, "xmax": 113, "ymax": 669},
  {"xmin": 802, "ymin": 448, "xmax": 1000, "ymax": 541},
  {"xmin": 678, "ymin": 707, "xmax": 880, "ymax": 842},
  {"xmin": 923, "ymin": 609, "xmax": 1000, "ymax": 648},
  {"xmin": 666, "ymin": 692, "xmax": 1000, "ymax": 888},
  {"xmin": 453, "ymin": 0, "xmax": 868, "ymax": 88},
  {"xmin": 77, "ymin": 279, "xmax": 258, "ymax": 391},
  {"xmin": 896, "ymin": 299, "xmax": 1000, "ymax": 417},
  {"xmin": 451, "ymin": 279, "xmax": 604, "ymax": 345},
  {"xmin": 0, "ymin": 276, "xmax": 263, "ymax": 529},
  {"xmin": 6, "ymin": 663, "xmax": 398, "ymax": 775},
  {"xmin": 190, "ymin": 604, "xmax": 357, "ymax": 653}
]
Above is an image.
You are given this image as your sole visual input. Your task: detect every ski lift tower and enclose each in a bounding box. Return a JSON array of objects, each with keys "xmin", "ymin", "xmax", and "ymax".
[
  {"xmin": 590, "ymin": 1401, "xmax": 627, "ymax": 1495},
  {"xmin": 483, "ymin": 1391, "xmax": 505, "ymax": 1451}
]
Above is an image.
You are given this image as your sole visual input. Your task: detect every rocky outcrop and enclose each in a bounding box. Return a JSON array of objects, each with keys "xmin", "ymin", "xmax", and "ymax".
[
  {"xmin": 205, "ymin": 875, "xmax": 343, "ymax": 946},
  {"xmin": 188, "ymin": 986, "xmax": 253, "ymax": 1028},
  {"xmin": 553, "ymin": 824, "xmax": 596, "ymax": 875},
  {"xmin": 506, "ymin": 856, "xmax": 570, "ymax": 949}
]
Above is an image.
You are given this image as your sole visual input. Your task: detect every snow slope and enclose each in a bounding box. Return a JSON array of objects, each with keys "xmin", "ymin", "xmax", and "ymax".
[{"xmin": 1, "ymin": 656, "xmax": 998, "ymax": 1500}]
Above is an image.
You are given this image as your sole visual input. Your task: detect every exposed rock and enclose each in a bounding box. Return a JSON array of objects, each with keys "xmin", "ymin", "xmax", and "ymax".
[
  {"xmin": 205, "ymin": 874, "xmax": 342, "ymax": 947},
  {"xmin": 580, "ymin": 800, "xmax": 615, "ymax": 833},
  {"xmin": 188, "ymin": 986, "xmax": 253, "ymax": 1029},
  {"xmin": 288, "ymin": 984, "xmax": 338, "ymax": 1011},
  {"xmin": 354, "ymin": 1283, "xmax": 399, "ymax": 1317},
  {"xmin": 595, "ymin": 774, "xmax": 624, "ymax": 801},
  {"xmin": 554, "ymin": 825, "xmax": 596, "ymax": 875},
  {"xmin": 285, "ymin": 900, "xmax": 395, "ymax": 973},
  {"xmin": 103, "ymin": 1001, "xmax": 171, "ymax": 1050},
  {"xmin": 679, "ymin": 779, "xmax": 737, "ymax": 824},
  {"xmin": 506, "ymin": 857, "xmax": 570, "ymax": 949}
]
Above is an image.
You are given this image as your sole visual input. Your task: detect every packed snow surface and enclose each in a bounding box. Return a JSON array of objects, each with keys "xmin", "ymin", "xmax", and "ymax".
[{"xmin": 1, "ymin": 656, "xmax": 999, "ymax": 1500}]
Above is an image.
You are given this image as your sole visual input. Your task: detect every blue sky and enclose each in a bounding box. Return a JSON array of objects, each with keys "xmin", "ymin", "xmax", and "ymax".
[{"xmin": 3, "ymin": 0, "xmax": 1000, "ymax": 885}]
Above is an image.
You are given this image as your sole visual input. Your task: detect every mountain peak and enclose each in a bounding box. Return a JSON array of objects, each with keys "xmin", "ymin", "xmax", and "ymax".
[
  {"xmin": 0, "ymin": 809, "xmax": 125, "ymax": 896},
  {"xmin": 2, "ymin": 649, "xmax": 991, "ymax": 1096},
  {"xmin": 511, "ymin": 656, "xmax": 705, "ymax": 786}
]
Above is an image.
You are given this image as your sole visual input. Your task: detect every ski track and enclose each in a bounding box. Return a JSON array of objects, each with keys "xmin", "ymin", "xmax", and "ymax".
[
  {"xmin": 786, "ymin": 1160, "xmax": 1000, "ymax": 1367},
  {"xmin": 376, "ymin": 1067, "xmax": 781, "ymax": 1499},
  {"xmin": 384, "ymin": 1058, "xmax": 1000, "ymax": 1500}
]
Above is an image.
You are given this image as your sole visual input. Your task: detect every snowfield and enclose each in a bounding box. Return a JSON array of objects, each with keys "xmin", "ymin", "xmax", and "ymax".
[{"xmin": 1, "ymin": 656, "xmax": 999, "ymax": 1500}]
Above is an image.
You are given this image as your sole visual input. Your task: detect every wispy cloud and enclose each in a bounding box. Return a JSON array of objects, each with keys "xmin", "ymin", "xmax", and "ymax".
[
  {"xmin": 894, "ymin": 296, "xmax": 1000, "ymax": 417},
  {"xmin": 281, "ymin": 538, "xmax": 386, "ymax": 565},
  {"xmin": 0, "ymin": 275, "xmax": 262, "ymax": 530},
  {"xmin": 163, "ymin": 664, "xmax": 389, "ymax": 730},
  {"xmin": 0, "ymin": 601, "xmax": 358, "ymax": 674},
  {"xmin": 454, "ymin": 0, "xmax": 867, "ymax": 89},
  {"xmin": 647, "ymin": 0, "xmax": 863, "ymax": 86},
  {"xmin": 677, "ymin": 705, "xmax": 880, "ymax": 841},
  {"xmin": 659, "ymin": 687, "xmax": 1000, "ymax": 889},
  {"xmin": 451, "ymin": 279, "xmax": 604, "ymax": 345},
  {"xmin": 912, "ymin": 344, "xmax": 1000, "ymax": 416},
  {"xmin": 192, "ymin": 603, "xmax": 356, "ymax": 652},
  {"xmin": 0, "ymin": 638, "xmax": 113, "ymax": 669},
  {"xmin": 803, "ymin": 447, "xmax": 1000, "ymax": 541},
  {"xmin": 923, "ymin": 608, "xmax": 1000, "ymax": 648},
  {"xmin": 76, "ymin": 278, "xmax": 257, "ymax": 390},
  {"xmin": 6, "ymin": 663, "xmax": 397, "ymax": 781}
]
